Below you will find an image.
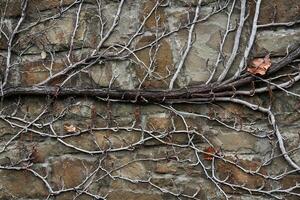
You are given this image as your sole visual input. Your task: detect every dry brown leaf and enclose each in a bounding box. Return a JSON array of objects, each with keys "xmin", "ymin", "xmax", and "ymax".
[
  {"xmin": 64, "ymin": 124, "xmax": 77, "ymax": 133},
  {"xmin": 252, "ymin": 58, "xmax": 264, "ymax": 68},
  {"xmin": 247, "ymin": 54, "xmax": 272, "ymax": 75},
  {"xmin": 203, "ymin": 146, "xmax": 216, "ymax": 161}
]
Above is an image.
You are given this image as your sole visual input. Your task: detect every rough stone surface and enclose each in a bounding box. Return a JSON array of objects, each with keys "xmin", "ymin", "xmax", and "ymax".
[
  {"xmin": 0, "ymin": 0, "xmax": 300, "ymax": 200},
  {"xmin": 166, "ymin": 4, "xmax": 249, "ymax": 86},
  {"xmin": 257, "ymin": 0, "xmax": 300, "ymax": 24},
  {"xmin": 0, "ymin": 170, "xmax": 48, "ymax": 199},
  {"xmin": 255, "ymin": 28, "xmax": 300, "ymax": 56},
  {"xmin": 49, "ymin": 156, "xmax": 96, "ymax": 190}
]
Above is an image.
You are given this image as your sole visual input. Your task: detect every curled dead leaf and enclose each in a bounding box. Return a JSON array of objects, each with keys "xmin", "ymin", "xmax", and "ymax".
[
  {"xmin": 247, "ymin": 54, "xmax": 272, "ymax": 75},
  {"xmin": 203, "ymin": 146, "xmax": 216, "ymax": 161},
  {"xmin": 64, "ymin": 123, "xmax": 77, "ymax": 133}
]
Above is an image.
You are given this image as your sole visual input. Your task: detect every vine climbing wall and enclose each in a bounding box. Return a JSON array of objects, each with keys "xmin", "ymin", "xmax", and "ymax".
[{"xmin": 0, "ymin": 0, "xmax": 300, "ymax": 199}]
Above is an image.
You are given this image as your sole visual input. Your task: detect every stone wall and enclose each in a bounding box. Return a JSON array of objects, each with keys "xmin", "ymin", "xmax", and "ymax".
[{"xmin": 0, "ymin": 0, "xmax": 300, "ymax": 199}]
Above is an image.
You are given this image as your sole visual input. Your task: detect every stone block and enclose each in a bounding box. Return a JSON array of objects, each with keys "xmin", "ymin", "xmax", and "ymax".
[
  {"xmin": 216, "ymin": 159, "xmax": 266, "ymax": 190},
  {"xmin": 134, "ymin": 37, "xmax": 174, "ymax": 89},
  {"xmin": 257, "ymin": 0, "xmax": 300, "ymax": 24},
  {"xmin": 107, "ymin": 191, "xmax": 162, "ymax": 200},
  {"xmin": 166, "ymin": 3, "xmax": 249, "ymax": 86},
  {"xmin": 90, "ymin": 60, "xmax": 138, "ymax": 90},
  {"xmin": 256, "ymin": 28, "xmax": 300, "ymax": 56},
  {"xmin": 49, "ymin": 156, "xmax": 96, "ymax": 190},
  {"xmin": 0, "ymin": 170, "xmax": 48, "ymax": 199}
]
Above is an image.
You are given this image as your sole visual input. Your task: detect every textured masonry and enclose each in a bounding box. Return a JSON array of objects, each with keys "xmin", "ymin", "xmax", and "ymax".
[{"xmin": 0, "ymin": 0, "xmax": 300, "ymax": 200}]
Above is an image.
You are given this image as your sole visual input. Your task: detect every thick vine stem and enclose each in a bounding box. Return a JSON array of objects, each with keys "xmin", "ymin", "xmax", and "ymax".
[{"xmin": 0, "ymin": 44, "xmax": 299, "ymax": 103}]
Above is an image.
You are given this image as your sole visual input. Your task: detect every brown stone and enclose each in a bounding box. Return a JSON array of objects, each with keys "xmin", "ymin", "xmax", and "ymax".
[
  {"xmin": 281, "ymin": 175, "xmax": 300, "ymax": 189},
  {"xmin": 55, "ymin": 192, "xmax": 94, "ymax": 200},
  {"xmin": 0, "ymin": 37, "xmax": 7, "ymax": 50},
  {"xmin": 108, "ymin": 191, "xmax": 162, "ymax": 200},
  {"xmin": 173, "ymin": 0, "xmax": 218, "ymax": 6},
  {"xmin": 211, "ymin": 131, "xmax": 257, "ymax": 152},
  {"xmin": 109, "ymin": 178, "xmax": 150, "ymax": 192},
  {"xmin": 151, "ymin": 177, "xmax": 174, "ymax": 189},
  {"xmin": 30, "ymin": 141, "xmax": 82, "ymax": 163},
  {"xmin": 216, "ymin": 159, "xmax": 266, "ymax": 190},
  {"xmin": 117, "ymin": 160, "xmax": 147, "ymax": 180},
  {"xmin": 135, "ymin": 37, "xmax": 174, "ymax": 89},
  {"xmin": 102, "ymin": 155, "xmax": 147, "ymax": 180},
  {"xmin": 0, "ymin": 0, "xmax": 77, "ymax": 17},
  {"xmin": 63, "ymin": 133, "xmax": 99, "ymax": 151},
  {"xmin": 257, "ymin": 0, "xmax": 300, "ymax": 24},
  {"xmin": 155, "ymin": 162, "xmax": 177, "ymax": 174},
  {"xmin": 50, "ymin": 157, "xmax": 95, "ymax": 190},
  {"xmin": 141, "ymin": 0, "xmax": 167, "ymax": 30},
  {"xmin": 94, "ymin": 130, "xmax": 141, "ymax": 150},
  {"xmin": 20, "ymin": 59, "xmax": 65, "ymax": 86},
  {"xmin": 0, "ymin": 170, "xmax": 48, "ymax": 199},
  {"xmin": 0, "ymin": 120, "xmax": 12, "ymax": 137},
  {"xmin": 0, "ymin": 1, "xmax": 300, "ymax": 200},
  {"xmin": 14, "ymin": 6, "xmax": 99, "ymax": 52},
  {"xmin": 147, "ymin": 114, "xmax": 171, "ymax": 130}
]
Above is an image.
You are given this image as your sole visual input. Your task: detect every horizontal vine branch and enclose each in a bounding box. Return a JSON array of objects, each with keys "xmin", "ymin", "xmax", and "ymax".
[{"xmin": 2, "ymin": 44, "xmax": 299, "ymax": 104}]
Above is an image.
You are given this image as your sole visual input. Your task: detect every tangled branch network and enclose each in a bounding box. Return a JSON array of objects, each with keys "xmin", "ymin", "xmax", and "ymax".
[{"xmin": 0, "ymin": 0, "xmax": 300, "ymax": 199}]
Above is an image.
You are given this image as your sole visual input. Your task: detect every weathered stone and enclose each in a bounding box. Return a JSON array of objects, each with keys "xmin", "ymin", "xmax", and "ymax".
[
  {"xmin": 29, "ymin": 140, "xmax": 78, "ymax": 163},
  {"xmin": 141, "ymin": 0, "xmax": 167, "ymax": 30},
  {"xmin": 111, "ymin": 103, "xmax": 136, "ymax": 118},
  {"xmin": 0, "ymin": 170, "xmax": 48, "ymax": 199},
  {"xmin": 169, "ymin": 0, "xmax": 218, "ymax": 7},
  {"xmin": 141, "ymin": 105, "xmax": 168, "ymax": 115},
  {"xmin": 231, "ymin": 195, "xmax": 275, "ymax": 200},
  {"xmin": 108, "ymin": 191, "xmax": 162, "ymax": 200},
  {"xmin": 152, "ymin": 175, "xmax": 224, "ymax": 199},
  {"xmin": 102, "ymin": 155, "xmax": 148, "ymax": 180},
  {"xmin": 166, "ymin": 4, "xmax": 249, "ymax": 86},
  {"xmin": 0, "ymin": 37, "xmax": 7, "ymax": 50},
  {"xmin": 211, "ymin": 128, "xmax": 271, "ymax": 154},
  {"xmin": 146, "ymin": 113, "xmax": 171, "ymax": 130},
  {"xmin": 0, "ymin": 1, "xmax": 300, "ymax": 199},
  {"xmin": 150, "ymin": 176, "xmax": 175, "ymax": 189},
  {"xmin": 102, "ymin": 1, "xmax": 141, "ymax": 46},
  {"xmin": 134, "ymin": 37, "xmax": 174, "ymax": 89},
  {"xmin": 117, "ymin": 160, "xmax": 147, "ymax": 180},
  {"xmin": 49, "ymin": 156, "xmax": 96, "ymax": 190},
  {"xmin": 216, "ymin": 159, "xmax": 266, "ymax": 190},
  {"xmin": 52, "ymin": 118, "xmax": 91, "ymax": 136},
  {"xmin": 55, "ymin": 192, "xmax": 94, "ymax": 200},
  {"xmin": 16, "ymin": 5, "xmax": 99, "ymax": 52},
  {"xmin": 68, "ymin": 99, "xmax": 94, "ymax": 118},
  {"xmin": 281, "ymin": 175, "xmax": 300, "ymax": 189},
  {"xmin": 93, "ymin": 130, "xmax": 141, "ymax": 150},
  {"xmin": 62, "ymin": 133, "xmax": 99, "ymax": 151},
  {"xmin": 155, "ymin": 162, "xmax": 177, "ymax": 174},
  {"xmin": 255, "ymin": 28, "xmax": 300, "ymax": 56},
  {"xmin": 0, "ymin": 0, "xmax": 78, "ymax": 17},
  {"xmin": 257, "ymin": 0, "xmax": 300, "ymax": 24},
  {"xmin": 20, "ymin": 56, "xmax": 65, "ymax": 86},
  {"xmin": 89, "ymin": 60, "xmax": 138, "ymax": 90},
  {"xmin": 0, "ymin": 120, "xmax": 12, "ymax": 137}
]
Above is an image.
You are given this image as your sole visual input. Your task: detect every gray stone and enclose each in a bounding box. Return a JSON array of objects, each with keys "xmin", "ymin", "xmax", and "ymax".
[
  {"xmin": 166, "ymin": 4, "xmax": 249, "ymax": 86},
  {"xmin": 90, "ymin": 60, "xmax": 138, "ymax": 89},
  {"xmin": 255, "ymin": 28, "xmax": 300, "ymax": 56}
]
